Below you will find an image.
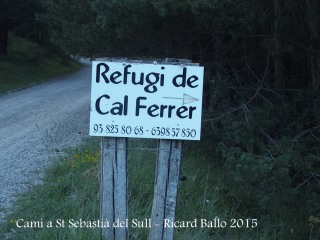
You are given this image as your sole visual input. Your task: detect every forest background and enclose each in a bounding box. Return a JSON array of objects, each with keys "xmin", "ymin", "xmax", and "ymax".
[{"xmin": 1, "ymin": 0, "xmax": 320, "ymax": 239}]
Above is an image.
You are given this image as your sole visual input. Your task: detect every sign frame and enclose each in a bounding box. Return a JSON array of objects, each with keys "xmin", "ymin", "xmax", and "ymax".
[{"xmin": 89, "ymin": 60, "xmax": 204, "ymax": 140}]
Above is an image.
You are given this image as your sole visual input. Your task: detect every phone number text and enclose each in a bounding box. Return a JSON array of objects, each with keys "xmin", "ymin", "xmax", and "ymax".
[{"xmin": 92, "ymin": 124, "xmax": 197, "ymax": 138}]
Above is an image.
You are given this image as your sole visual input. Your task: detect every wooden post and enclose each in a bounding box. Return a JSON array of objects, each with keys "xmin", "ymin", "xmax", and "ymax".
[
  {"xmin": 149, "ymin": 139, "xmax": 183, "ymax": 240},
  {"xmin": 100, "ymin": 137, "xmax": 128, "ymax": 240}
]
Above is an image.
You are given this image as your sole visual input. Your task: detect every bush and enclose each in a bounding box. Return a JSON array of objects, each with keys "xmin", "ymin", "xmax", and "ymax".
[{"xmin": 198, "ymin": 94, "xmax": 320, "ymax": 238}]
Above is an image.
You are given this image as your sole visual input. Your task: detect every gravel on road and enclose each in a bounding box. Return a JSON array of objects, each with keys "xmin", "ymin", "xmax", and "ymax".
[{"xmin": 0, "ymin": 61, "xmax": 92, "ymax": 222}]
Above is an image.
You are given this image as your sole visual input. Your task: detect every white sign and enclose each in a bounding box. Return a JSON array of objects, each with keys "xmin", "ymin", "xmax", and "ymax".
[{"xmin": 89, "ymin": 61, "xmax": 204, "ymax": 140}]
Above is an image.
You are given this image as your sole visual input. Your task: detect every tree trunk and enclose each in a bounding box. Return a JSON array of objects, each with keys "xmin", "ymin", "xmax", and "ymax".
[
  {"xmin": 307, "ymin": 0, "xmax": 320, "ymax": 92},
  {"xmin": 0, "ymin": 19, "xmax": 8, "ymax": 55}
]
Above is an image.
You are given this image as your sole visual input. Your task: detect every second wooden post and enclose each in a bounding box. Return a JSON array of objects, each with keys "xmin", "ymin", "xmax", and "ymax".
[{"xmin": 149, "ymin": 139, "xmax": 183, "ymax": 240}]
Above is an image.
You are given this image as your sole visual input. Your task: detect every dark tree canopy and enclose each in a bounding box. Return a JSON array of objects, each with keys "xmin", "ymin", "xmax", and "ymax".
[
  {"xmin": 39, "ymin": 0, "xmax": 319, "ymax": 93},
  {"xmin": 0, "ymin": 0, "xmax": 42, "ymax": 54}
]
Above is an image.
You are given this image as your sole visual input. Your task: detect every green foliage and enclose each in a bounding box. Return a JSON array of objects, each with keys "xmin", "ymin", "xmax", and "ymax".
[
  {"xmin": 0, "ymin": 0, "xmax": 43, "ymax": 47},
  {"xmin": 0, "ymin": 0, "xmax": 40, "ymax": 26},
  {"xmin": 38, "ymin": 0, "xmax": 108, "ymax": 57},
  {"xmin": 0, "ymin": 34, "xmax": 81, "ymax": 94},
  {"xmin": 41, "ymin": 0, "xmax": 259, "ymax": 59},
  {"xmin": 195, "ymin": 95, "xmax": 320, "ymax": 238}
]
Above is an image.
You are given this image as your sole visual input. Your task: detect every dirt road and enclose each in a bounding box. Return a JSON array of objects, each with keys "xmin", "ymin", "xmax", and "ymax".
[{"xmin": 0, "ymin": 61, "xmax": 91, "ymax": 222}]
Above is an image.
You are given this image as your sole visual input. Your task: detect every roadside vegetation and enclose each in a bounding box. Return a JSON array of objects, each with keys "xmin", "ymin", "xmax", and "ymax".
[
  {"xmin": 0, "ymin": 34, "xmax": 81, "ymax": 94},
  {"xmin": 0, "ymin": 137, "xmax": 319, "ymax": 239}
]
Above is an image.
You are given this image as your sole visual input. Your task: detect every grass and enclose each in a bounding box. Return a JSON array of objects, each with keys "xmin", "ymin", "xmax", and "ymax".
[
  {"xmin": 0, "ymin": 138, "xmax": 101, "ymax": 240},
  {"xmin": 0, "ymin": 138, "xmax": 319, "ymax": 239},
  {"xmin": 0, "ymin": 34, "xmax": 82, "ymax": 94}
]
